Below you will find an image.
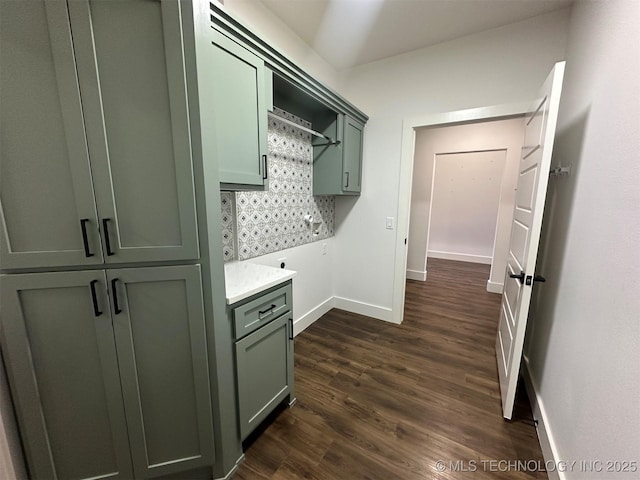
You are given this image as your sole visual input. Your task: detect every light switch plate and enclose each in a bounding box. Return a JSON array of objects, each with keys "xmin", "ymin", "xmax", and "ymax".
[{"xmin": 386, "ymin": 217, "xmax": 395, "ymax": 230}]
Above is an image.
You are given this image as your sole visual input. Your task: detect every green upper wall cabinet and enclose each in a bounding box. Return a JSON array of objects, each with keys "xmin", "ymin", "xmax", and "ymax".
[
  {"xmin": 207, "ymin": 3, "xmax": 368, "ymax": 194},
  {"xmin": 209, "ymin": 28, "xmax": 269, "ymax": 190},
  {"xmin": 342, "ymin": 116, "xmax": 365, "ymax": 194},
  {"xmin": 313, "ymin": 114, "xmax": 365, "ymax": 195},
  {"xmin": 0, "ymin": 0, "xmax": 199, "ymax": 271},
  {"xmin": 1, "ymin": 265, "xmax": 214, "ymax": 480}
]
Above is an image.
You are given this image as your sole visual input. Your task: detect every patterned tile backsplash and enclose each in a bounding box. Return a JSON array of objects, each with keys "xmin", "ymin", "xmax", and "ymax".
[{"xmin": 221, "ymin": 107, "xmax": 335, "ymax": 262}]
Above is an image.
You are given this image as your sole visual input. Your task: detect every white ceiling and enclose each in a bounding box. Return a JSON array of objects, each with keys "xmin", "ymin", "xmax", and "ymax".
[{"xmin": 259, "ymin": 0, "xmax": 572, "ymax": 69}]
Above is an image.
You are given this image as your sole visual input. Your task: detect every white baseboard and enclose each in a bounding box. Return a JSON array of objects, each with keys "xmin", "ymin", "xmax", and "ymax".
[
  {"xmin": 486, "ymin": 280, "xmax": 504, "ymax": 294},
  {"xmin": 428, "ymin": 250, "xmax": 492, "ymax": 265},
  {"xmin": 522, "ymin": 356, "xmax": 563, "ymax": 480},
  {"xmin": 333, "ymin": 296, "xmax": 395, "ymax": 323},
  {"xmin": 291, "ymin": 296, "xmax": 396, "ymax": 336},
  {"xmin": 406, "ymin": 269, "xmax": 427, "ymax": 281},
  {"xmin": 293, "ymin": 297, "xmax": 335, "ymax": 336}
]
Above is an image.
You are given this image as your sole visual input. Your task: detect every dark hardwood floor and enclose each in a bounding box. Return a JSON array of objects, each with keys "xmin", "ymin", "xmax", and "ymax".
[{"xmin": 235, "ymin": 258, "xmax": 545, "ymax": 479}]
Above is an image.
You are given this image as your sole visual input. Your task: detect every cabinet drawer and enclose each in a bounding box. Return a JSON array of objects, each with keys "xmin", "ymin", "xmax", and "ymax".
[{"xmin": 232, "ymin": 283, "xmax": 291, "ymax": 340}]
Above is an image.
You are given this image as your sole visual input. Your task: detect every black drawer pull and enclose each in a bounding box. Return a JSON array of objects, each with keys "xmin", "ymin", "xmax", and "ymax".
[
  {"xmin": 80, "ymin": 219, "xmax": 94, "ymax": 257},
  {"xmin": 111, "ymin": 278, "xmax": 122, "ymax": 315},
  {"xmin": 262, "ymin": 154, "xmax": 268, "ymax": 180},
  {"xmin": 102, "ymin": 218, "xmax": 114, "ymax": 256},
  {"xmin": 90, "ymin": 280, "xmax": 102, "ymax": 317},
  {"xmin": 289, "ymin": 317, "xmax": 293, "ymax": 340},
  {"xmin": 258, "ymin": 304, "xmax": 276, "ymax": 318}
]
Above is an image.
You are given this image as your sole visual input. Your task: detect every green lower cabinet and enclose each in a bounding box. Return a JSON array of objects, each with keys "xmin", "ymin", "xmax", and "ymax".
[
  {"xmin": 235, "ymin": 313, "xmax": 294, "ymax": 440},
  {"xmin": 107, "ymin": 265, "xmax": 214, "ymax": 478},
  {"xmin": 0, "ymin": 265, "xmax": 215, "ymax": 479},
  {"xmin": 0, "ymin": 270, "xmax": 134, "ymax": 480}
]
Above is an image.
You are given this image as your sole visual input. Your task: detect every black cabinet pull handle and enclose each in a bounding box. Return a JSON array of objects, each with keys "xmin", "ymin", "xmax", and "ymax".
[
  {"xmin": 102, "ymin": 218, "xmax": 114, "ymax": 256},
  {"xmin": 258, "ymin": 304, "xmax": 276, "ymax": 318},
  {"xmin": 345, "ymin": 171, "xmax": 350, "ymax": 188},
  {"xmin": 90, "ymin": 280, "xmax": 102, "ymax": 317},
  {"xmin": 262, "ymin": 154, "xmax": 268, "ymax": 180},
  {"xmin": 509, "ymin": 271, "xmax": 525, "ymax": 284},
  {"xmin": 111, "ymin": 278, "xmax": 122, "ymax": 315},
  {"xmin": 289, "ymin": 317, "xmax": 293, "ymax": 340},
  {"xmin": 80, "ymin": 219, "xmax": 94, "ymax": 257}
]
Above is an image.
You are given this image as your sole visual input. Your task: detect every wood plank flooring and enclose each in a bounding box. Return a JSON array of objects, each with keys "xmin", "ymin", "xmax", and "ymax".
[{"xmin": 235, "ymin": 259, "xmax": 546, "ymax": 479}]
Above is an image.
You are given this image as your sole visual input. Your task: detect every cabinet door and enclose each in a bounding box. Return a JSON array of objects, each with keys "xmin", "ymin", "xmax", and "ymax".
[
  {"xmin": 235, "ymin": 314, "xmax": 293, "ymax": 440},
  {"xmin": 210, "ymin": 28, "xmax": 268, "ymax": 187},
  {"xmin": 342, "ymin": 115, "xmax": 364, "ymax": 193},
  {"xmin": 0, "ymin": 0, "xmax": 103, "ymax": 270},
  {"xmin": 0, "ymin": 270, "xmax": 133, "ymax": 479},
  {"xmin": 67, "ymin": 0, "xmax": 199, "ymax": 264},
  {"xmin": 106, "ymin": 265, "xmax": 214, "ymax": 478}
]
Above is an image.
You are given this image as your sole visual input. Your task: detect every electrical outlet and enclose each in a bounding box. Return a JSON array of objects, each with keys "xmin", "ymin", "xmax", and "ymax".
[
  {"xmin": 386, "ymin": 217, "xmax": 395, "ymax": 230},
  {"xmin": 322, "ymin": 243, "xmax": 327, "ymax": 255},
  {"xmin": 278, "ymin": 257, "xmax": 287, "ymax": 269}
]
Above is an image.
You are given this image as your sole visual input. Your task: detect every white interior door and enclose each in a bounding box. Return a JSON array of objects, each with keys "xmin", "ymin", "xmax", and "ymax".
[{"xmin": 496, "ymin": 62, "xmax": 565, "ymax": 419}]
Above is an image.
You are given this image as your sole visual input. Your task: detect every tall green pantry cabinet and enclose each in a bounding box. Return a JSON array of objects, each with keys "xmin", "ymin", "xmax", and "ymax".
[{"xmin": 1, "ymin": 1, "xmax": 240, "ymax": 479}]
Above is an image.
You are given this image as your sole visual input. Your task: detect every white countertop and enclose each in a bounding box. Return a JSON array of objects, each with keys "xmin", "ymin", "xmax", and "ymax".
[{"xmin": 224, "ymin": 261, "xmax": 296, "ymax": 304}]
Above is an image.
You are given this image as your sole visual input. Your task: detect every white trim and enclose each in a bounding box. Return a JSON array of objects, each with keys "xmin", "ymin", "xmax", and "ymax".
[
  {"xmin": 522, "ymin": 356, "xmax": 563, "ymax": 480},
  {"xmin": 292, "ymin": 296, "xmax": 398, "ymax": 338},
  {"xmin": 334, "ymin": 296, "xmax": 395, "ymax": 323},
  {"xmin": 406, "ymin": 269, "xmax": 427, "ymax": 281},
  {"xmin": 486, "ymin": 280, "xmax": 503, "ymax": 294},
  {"xmin": 293, "ymin": 297, "xmax": 335, "ymax": 336},
  {"xmin": 422, "ymin": 153, "xmax": 437, "ymax": 274},
  {"xmin": 393, "ymin": 102, "xmax": 531, "ymax": 324},
  {"xmin": 428, "ymin": 250, "xmax": 492, "ymax": 264}
]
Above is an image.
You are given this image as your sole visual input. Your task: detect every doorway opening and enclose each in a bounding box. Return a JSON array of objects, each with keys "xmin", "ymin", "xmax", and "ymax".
[
  {"xmin": 392, "ymin": 102, "xmax": 531, "ymax": 325},
  {"xmin": 405, "ymin": 116, "xmax": 526, "ymax": 294}
]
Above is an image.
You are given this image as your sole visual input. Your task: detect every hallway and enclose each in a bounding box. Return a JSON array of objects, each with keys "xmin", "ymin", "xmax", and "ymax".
[{"xmin": 236, "ymin": 259, "xmax": 546, "ymax": 479}]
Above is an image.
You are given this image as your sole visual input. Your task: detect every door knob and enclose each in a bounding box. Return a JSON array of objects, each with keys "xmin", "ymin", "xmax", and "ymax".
[{"xmin": 509, "ymin": 271, "xmax": 525, "ymax": 284}]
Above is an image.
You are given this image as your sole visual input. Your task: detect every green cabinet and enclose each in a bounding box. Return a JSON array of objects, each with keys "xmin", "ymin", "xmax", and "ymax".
[
  {"xmin": 0, "ymin": 270, "xmax": 134, "ymax": 479},
  {"xmin": 0, "ymin": 0, "xmax": 103, "ymax": 270},
  {"xmin": 106, "ymin": 265, "xmax": 214, "ymax": 478},
  {"xmin": 313, "ymin": 114, "xmax": 365, "ymax": 195},
  {"xmin": 0, "ymin": 265, "xmax": 214, "ymax": 479},
  {"xmin": 230, "ymin": 282, "xmax": 295, "ymax": 440},
  {"xmin": 342, "ymin": 115, "xmax": 365, "ymax": 193},
  {"xmin": 209, "ymin": 28, "xmax": 269, "ymax": 190},
  {"xmin": 0, "ymin": 0, "xmax": 199, "ymax": 271}
]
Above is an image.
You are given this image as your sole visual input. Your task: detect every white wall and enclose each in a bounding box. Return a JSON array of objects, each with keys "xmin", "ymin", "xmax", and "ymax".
[
  {"xmin": 428, "ymin": 150, "xmax": 505, "ymax": 262},
  {"xmin": 246, "ymin": 239, "xmax": 335, "ymax": 335},
  {"xmin": 524, "ymin": 1, "xmax": 640, "ymax": 477},
  {"xmin": 407, "ymin": 118, "xmax": 525, "ymax": 290},
  {"xmin": 219, "ymin": 0, "xmax": 340, "ymax": 90},
  {"xmin": 334, "ymin": 10, "xmax": 570, "ymax": 318}
]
